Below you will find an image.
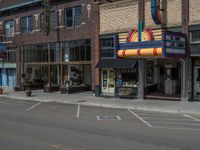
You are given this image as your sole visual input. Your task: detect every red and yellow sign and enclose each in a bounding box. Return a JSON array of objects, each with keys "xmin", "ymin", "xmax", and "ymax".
[{"xmin": 117, "ymin": 29, "xmax": 163, "ymax": 58}]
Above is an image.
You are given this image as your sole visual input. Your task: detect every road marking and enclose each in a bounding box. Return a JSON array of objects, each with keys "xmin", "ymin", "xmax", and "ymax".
[
  {"xmin": 127, "ymin": 109, "xmax": 152, "ymax": 128},
  {"xmin": 148, "ymin": 121, "xmax": 200, "ymax": 126},
  {"xmin": 141, "ymin": 116, "xmax": 191, "ymax": 121},
  {"xmin": 153, "ymin": 126, "xmax": 200, "ymax": 131},
  {"xmin": 76, "ymin": 104, "xmax": 80, "ymax": 118},
  {"xmin": 26, "ymin": 102, "xmax": 42, "ymax": 111},
  {"xmin": 184, "ymin": 114, "xmax": 200, "ymax": 122}
]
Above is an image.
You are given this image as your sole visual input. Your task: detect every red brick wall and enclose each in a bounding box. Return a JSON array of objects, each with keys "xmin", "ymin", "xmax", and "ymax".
[{"xmin": 0, "ymin": 0, "xmax": 100, "ymax": 91}]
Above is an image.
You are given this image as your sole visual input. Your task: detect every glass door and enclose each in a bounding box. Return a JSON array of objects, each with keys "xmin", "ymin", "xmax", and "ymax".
[
  {"xmin": 193, "ymin": 66, "xmax": 200, "ymax": 99},
  {"xmin": 101, "ymin": 69, "xmax": 115, "ymax": 95}
]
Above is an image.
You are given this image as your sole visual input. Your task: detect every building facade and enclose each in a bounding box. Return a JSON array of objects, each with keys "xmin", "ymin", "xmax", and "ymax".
[
  {"xmin": 0, "ymin": 0, "xmax": 99, "ymax": 92},
  {"xmin": 97, "ymin": 0, "xmax": 200, "ymax": 101}
]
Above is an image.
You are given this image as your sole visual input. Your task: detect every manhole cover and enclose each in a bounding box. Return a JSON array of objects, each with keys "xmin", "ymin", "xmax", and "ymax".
[{"xmin": 97, "ymin": 115, "xmax": 121, "ymax": 121}]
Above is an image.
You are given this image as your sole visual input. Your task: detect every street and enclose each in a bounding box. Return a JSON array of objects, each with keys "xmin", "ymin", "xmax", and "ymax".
[{"xmin": 0, "ymin": 97, "xmax": 200, "ymax": 150}]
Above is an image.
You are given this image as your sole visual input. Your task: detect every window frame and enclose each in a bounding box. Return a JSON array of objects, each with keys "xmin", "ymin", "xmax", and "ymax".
[
  {"xmin": 4, "ymin": 20, "xmax": 14, "ymax": 38},
  {"xmin": 65, "ymin": 6, "xmax": 82, "ymax": 28},
  {"xmin": 191, "ymin": 31, "xmax": 200, "ymax": 43},
  {"xmin": 21, "ymin": 16, "xmax": 33, "ymax": 34}
]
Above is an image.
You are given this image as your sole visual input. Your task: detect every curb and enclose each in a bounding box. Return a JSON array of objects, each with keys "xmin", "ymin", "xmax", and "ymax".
[{"xmin": 1, "ymin": 94, "xmax": 200, "ymax": 115}]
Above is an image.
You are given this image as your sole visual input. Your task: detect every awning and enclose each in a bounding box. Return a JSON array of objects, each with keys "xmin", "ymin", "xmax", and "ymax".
[
  {"xmin": 96, "ymin": 59, "xmax": 137, "ymax": 68},
  {"xmin": 0, "ymin": 0, "xmax": 42, "ymax": 13}
]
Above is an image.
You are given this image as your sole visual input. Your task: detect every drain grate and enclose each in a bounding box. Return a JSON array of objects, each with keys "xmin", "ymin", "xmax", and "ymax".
[{"xmin": 97, "ymin": 115, "xmax": 121, "ymax": 121}]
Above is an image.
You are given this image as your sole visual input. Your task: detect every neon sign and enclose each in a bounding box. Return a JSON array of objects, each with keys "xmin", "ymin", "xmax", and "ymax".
[{"xmin": 151, "ymin": 0, "xmax": 161, "ymax": 25}]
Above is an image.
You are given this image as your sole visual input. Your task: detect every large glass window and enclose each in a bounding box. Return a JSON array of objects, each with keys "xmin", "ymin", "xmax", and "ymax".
[
  {"xmin": 191, "ymin": 31, "xmax": 200, "ymax": 42},
  {"xmin": 4, "ymin": 20, "xmax": 14, "ymax": 37},
  {"xmin": 7, "ymin": 50, "xmax": 16, "ymax": 63},
  {"xmin": 65, "ymin": 6, "xmax": 82, "ymax": 28},
  {"xmin": 50, "ymin": 43, "xmax": 61, "ymax": 62},
  {"xmin": 22, "ymin": 44, "xmax": 48, "ymax": 63},
  {"xmin": 69, "ymin": 39, "xmax": 90, "ymax": 61},
  {"xmin": 100, "ymin": 38, "xmax": 114, "ymax": 58},
  {"xmin": 21, "ymin": 16, "xmax": 33, "ymax": 34}
]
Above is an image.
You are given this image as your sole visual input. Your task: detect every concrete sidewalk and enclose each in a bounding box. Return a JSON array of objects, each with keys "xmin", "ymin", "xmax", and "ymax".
[{"xmin": 1, "ymin": 88, "xmax": 200, "ymax": 115}]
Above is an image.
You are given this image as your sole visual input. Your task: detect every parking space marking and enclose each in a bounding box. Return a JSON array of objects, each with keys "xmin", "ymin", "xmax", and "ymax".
[
  {"xmin": 141, "ymin": 116, "xmax": 190, "ymax": 121},
  {"xmin": 127, "ymin": 109, "xmax": 152, "ymax": 128},
  {"xmin": 153, "ymin": 126, "xmax": 200, "ymax": 131},
  {"xmin": 76, "ymin": 104, "xmax": 80, "ymax": 118},
  {"xmin": 184, "ymin": 114, "xmax": 200, "ymax": 122},
  {"xmin": 148, "ymin": 121, "xmax": 200, "ymax": 126},
  {"xmin": 26, "ymin": 102, "xmax": 42, "ymax": 111}
]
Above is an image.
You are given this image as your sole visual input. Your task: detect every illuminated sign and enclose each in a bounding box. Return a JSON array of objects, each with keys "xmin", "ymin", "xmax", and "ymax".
[{"xmin": 115, "ymin": 29, "xmax": 186, "ymax": 58}]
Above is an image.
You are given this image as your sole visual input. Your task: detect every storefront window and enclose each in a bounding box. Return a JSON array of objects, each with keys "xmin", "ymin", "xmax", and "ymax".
[
  {"xmin": 69, "ymin": 39, "xmax": 91, "ymax": 61},
  {"xmin": 147, "ymin": 61, "xmax": 154, "ymax": 84},
  {"xmin": 116, "ymin": 68, "xmax": 138, "ymax": 98},
  {"xmin": 50, "ymin": 43, "xmax": 61, "ymax": 62}
]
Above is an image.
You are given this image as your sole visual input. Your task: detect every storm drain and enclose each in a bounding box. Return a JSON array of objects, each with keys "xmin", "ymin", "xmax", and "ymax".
[{"xmin": 97, "ymin": 115, "xmax": 121, "ymax": 121}]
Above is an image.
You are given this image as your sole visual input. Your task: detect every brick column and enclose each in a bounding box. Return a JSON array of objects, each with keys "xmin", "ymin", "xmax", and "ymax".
[{"xmin": 92, "ymin": 3, "xmax": 100, "ymax": 96}]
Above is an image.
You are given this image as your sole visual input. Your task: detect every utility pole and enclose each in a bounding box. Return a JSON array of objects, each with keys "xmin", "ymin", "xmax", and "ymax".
[{"xmin": 138, "ymin": 0, "xmax": 145, "ymax": 100}]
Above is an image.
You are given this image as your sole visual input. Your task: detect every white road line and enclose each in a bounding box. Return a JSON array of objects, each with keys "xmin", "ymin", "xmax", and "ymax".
[
  {"xmin": 76, "ymin": 104, "xmax": 80, "ymax": 118},
  {"xmin": 142, "ymin": 116, "xmax": 191, "ymax": 121},
  {"xmin": 184, "ymin": 114, "xmax": 200, "ymax": 122},
  {"xmin": 26, "ymin": 102, "xmax": 42, "ymax": 111},
  {"xmin": 148, "ymin": 121, "xmax": 200, "ymax": 126},
  {"xmin": 127, "ymin": 109, "xmax": 152, "ymax": 128},
  {"xmin": 153, "ymin": 126, "xmax": 200, "ymax": 131}
]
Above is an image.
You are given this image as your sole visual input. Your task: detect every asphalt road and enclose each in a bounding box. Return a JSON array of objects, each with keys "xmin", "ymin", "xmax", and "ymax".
[{"xmin": 0, "ymin": 97, "xmax": 200, "ymax": 150}]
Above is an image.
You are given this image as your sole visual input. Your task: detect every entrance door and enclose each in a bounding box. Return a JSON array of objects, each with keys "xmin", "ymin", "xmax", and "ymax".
[
  {"xmin": 8, "ymin": 69, "xmax": 15, "ymax": 87},
  {"xmin": 193, "ymin": 66, "xmax": 200, "ymax": 99},
  {"xmin": 101, "ymin": 69, "xmax": 115, "ymax": 95}
]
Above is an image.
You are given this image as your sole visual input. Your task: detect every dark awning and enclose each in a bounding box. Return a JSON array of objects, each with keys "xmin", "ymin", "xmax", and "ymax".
[{"xmin": 96, "ymin": 59, "xmax": 137, "ymax": 68}]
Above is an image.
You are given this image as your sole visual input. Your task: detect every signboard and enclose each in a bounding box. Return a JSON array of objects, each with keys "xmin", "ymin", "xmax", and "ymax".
[{"xmin": 115, "ymin": 29, "xmax": 186, "ymax": 58}]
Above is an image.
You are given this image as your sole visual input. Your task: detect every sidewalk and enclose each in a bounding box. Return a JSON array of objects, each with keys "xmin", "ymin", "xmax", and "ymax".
[{"xmin": 1, "ymin": 88, "xmax": 200, "ymax": 115}]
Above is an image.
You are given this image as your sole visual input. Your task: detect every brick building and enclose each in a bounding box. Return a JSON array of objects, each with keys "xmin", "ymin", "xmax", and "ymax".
[
  {"xmin": 0, "ymin": 0, "xmax": 99, "ymax": 93},
  {"xmin": 97, "ymin": 0, "xmax": 200, "ymax": 101}
]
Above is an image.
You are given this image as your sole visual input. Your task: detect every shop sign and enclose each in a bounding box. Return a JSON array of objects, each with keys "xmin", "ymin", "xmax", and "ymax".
[{"xmin": 115, "ymin": 29, "xmax": 186, "ymax": 58}]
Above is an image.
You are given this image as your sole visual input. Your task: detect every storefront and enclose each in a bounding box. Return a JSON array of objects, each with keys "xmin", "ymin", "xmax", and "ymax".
[
  {"xmin": 21, "ymin": 39, "xmax": 92, "ymax": 92},
  {"xmin": 116, "ymin": 29, "xmax": 186, "ymax": 100},
  {"xmin": 191, "ymin": 44, "xmax": 200, "ymax": 99},
  {"xmin": 96, "ymin": 59, "xmax": 137, "ymax": 97}
]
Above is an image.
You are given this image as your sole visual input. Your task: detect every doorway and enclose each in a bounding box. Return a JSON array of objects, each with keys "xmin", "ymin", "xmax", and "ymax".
[
  {"xmin": 101, "ymin": 69, "xmax": 115, "ymax": 96},
  {"xmin": 193, "ymin": 66, "xmax": 200, "ymax": 99}
]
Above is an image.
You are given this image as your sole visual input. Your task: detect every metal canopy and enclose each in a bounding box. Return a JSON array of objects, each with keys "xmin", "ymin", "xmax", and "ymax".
[
  {"xmin": 96, "ymin": 59, "xmax": 137, "ymax": 68},
  {"xmin": 0, "ymin": 0, "xmax": 42, "ymax": 13}
]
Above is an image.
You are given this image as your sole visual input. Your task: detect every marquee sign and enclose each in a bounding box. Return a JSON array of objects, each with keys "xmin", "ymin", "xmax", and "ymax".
[{"xmin": 115, "ymin": 29, "xmax": 186, "ymax": 58}]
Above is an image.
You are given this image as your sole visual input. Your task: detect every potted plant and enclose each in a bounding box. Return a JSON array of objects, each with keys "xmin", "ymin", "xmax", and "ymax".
[
  {"xmin": 25, "ymin": 88, "xmax": 32, "ymax": 97},
  {"xmin": 0, "ymin": 87, "xmax": 3, "ymax": 95}
]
